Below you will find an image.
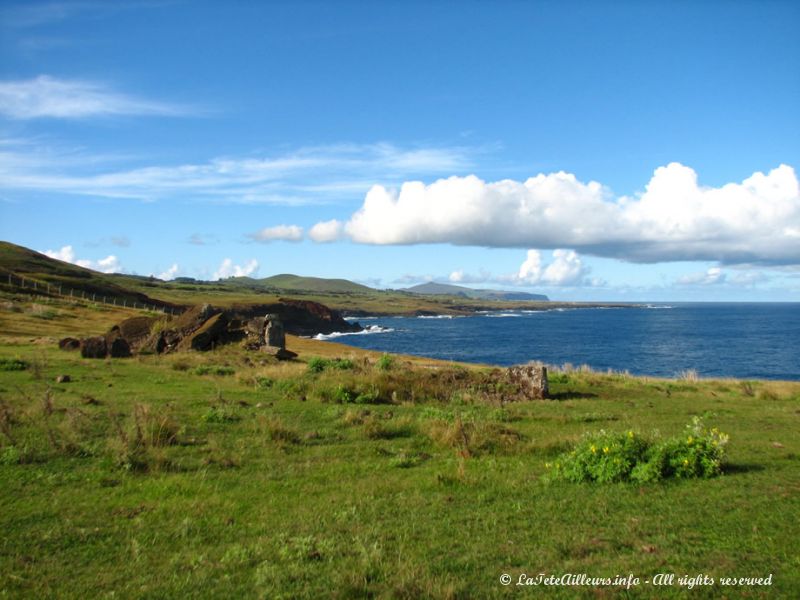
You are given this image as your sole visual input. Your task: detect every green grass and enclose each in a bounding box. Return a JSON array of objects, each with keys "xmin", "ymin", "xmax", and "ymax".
[
  {"xmin": 0, "ymin": 293, "xmax": 798, "ymax": 598},
  {"xmin": 1, "ymin": 336, "xmax": 799, "ymax": 598}
]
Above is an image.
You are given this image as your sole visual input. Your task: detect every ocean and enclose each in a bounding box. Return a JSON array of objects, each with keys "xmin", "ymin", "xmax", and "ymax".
[{"xmin": 314, "ymin": 303, "xmax": 800, "ymax": 380}]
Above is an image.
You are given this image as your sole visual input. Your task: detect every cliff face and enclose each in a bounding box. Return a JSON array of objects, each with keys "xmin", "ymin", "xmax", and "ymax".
[{"xmin": 230, "ymin": 299, "xmax": 361, "ymax": 336}]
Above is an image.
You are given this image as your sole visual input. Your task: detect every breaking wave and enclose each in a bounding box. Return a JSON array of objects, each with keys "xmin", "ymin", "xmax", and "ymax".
[{"xmin": 312, "ymin": 325, "xmax": 395, "ymax": 340}]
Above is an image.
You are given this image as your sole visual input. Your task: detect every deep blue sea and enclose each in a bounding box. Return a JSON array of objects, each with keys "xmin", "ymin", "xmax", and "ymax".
[{"xmin": 317, "ymin": 303, "xmax": 800, "ymax": 380}]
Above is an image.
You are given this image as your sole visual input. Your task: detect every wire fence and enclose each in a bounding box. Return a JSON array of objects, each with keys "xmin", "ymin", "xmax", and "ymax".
[{"xmin": 0, "ymin": 269, "xmax": 183, "ymax": 315}]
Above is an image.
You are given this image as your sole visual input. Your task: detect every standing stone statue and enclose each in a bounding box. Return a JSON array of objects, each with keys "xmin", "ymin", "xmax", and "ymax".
[
  {"xmin": 264, "ymin": 313, "xmax": 285, "ymax": 350},
  {"xmin": 262, "ymin": 314, "xmax": 296, "ymax": 360}
]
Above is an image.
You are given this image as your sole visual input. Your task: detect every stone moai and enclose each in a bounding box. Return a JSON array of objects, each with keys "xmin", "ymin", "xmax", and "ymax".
[
  {"xmin": 263, "ymin": 313, "xmax": 285, "ymax": 350},
  {"xmin": 507, "ymin": 362, "xmax": 549, "ymax": 399}
]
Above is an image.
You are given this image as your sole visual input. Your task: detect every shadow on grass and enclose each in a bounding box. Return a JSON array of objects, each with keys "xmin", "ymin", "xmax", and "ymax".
[
  {"xmin": 723, "ymin": 463, "xmax": 765, "ymax": 475},
  {"xmin": 548, "ymin": 391, "xmax": 599, "ymax": 401}
]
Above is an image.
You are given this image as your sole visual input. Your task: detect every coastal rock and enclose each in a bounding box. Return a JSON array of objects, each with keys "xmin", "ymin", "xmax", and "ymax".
[{"xmin": 507, "ymin": 363, "xmax": 549, "ymax": 399}]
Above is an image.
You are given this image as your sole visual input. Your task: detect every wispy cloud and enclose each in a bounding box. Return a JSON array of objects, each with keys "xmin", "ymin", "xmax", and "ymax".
[
  {"xmin": 187, "ymin": 233, "xmax": 219, "ymax": 246},
  {"xmin": 246, "ymin": 225, "xmax": 304, "ymax": 243},
  {"xmin": 0, "ymin": 139, "xmax": 477, "ymax": 204},
  {"xmin": 1, "ymin": 1, "xmax": 168, "ymax": 29},
  {"xmin": 1, "ymin": 2, "xmax": 100, "ymax": 28},
  {"xmin": 0, "ymin": 75, "xmax": 194, "ymax": 120}
]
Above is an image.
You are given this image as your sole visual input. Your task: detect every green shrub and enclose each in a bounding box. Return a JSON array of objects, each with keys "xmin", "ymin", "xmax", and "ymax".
[
  {"xmin": 0, "ymin": 358, "xmax": 28, "ymax": 371},
  {"xmin": 274, "ymin": 378, "xmax": 307, "ymax": 400},
  {"xmin": 202, "ymin": 406, "xmax": 240, "ymax": 424},
  {"xmin": 307, "ymin": 357, "xmax": 354, "ymax": 374},
  {"xmin": 317, "ymin": 383, "xmax": 384, "ymax": 405},
  {"xmin": 307, "ymin": 357, "xmax": 328, "ymax": 373},
  {"xmin": 0, "ymin": 445, "xmax": 22, "ymax": 465},
  {"xmin": 376, "ymin": 354, "xmax": 394, "ymax": 371},
  {"xmin": 254, "ymin": 376, "xmax": 274, "ymax": 389},
  {"xmin": 194, "ymin": 365, "xmax": 235, "ymax": 376},
  {"xmin": 546, "ymin": 418, "xmax": 729, "ymax": 483}
]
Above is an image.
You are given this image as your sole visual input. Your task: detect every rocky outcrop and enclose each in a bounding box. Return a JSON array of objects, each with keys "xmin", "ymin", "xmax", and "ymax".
[
  {"xmin": 178, "ymin": 312, "xmax": 229, "ymax": 351},
  {"xmin": 232, "ymin": 299, "xmax": 360, "ymax": 337},
  {"xmin": 107, "ymin": 316, "xmax": 158, "ymax": 351},
  {"xmin": 72, "ymin": 299, "xmax": 349, "ymax": 358}
]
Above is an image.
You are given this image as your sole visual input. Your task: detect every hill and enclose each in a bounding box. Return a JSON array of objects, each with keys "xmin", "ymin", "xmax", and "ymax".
[
  {"xmin": 256, "ymin": 274, "xmax": 374, "ymax": 294},
  {"xmin": 405, "ymin": 281, "xmax": 549, "ymax": 301},
  {"xmin": 0, "ymin": 241, "xmax": 176, "ymax": 309}
]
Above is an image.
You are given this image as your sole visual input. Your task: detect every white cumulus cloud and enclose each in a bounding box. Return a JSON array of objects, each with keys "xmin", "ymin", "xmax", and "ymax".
[
  {"xmin": 308, "ymin": 219, "xmax": 343, "ymax": 243},
  {"xmin": 0, "ymin": 75, "xmax": 192, "ymax": 120},
  {"xmin": 247, "ymin": 224, "xmax": 303, "ymax": 243},
  {"xmin": 335, "ymin": 163, "xmax": 800, "ymax": 266},
  {"xmin": 213, "ymin": 258, "xmax": 259, "ymax": 280},
  {"xmin": 516, "ymin": 249, "xmax": 589, "ymax": 286},
  {"xmin": 157, "ymin": 264, "xmax": 180, "ymax": 281},
  {"xmin": 42, "ymin": 245, "xmax": 123, "ymax": 273}
]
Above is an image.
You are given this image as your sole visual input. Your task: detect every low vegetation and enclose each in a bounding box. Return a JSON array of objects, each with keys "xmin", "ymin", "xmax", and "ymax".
[
  {"xmin": 1, "ymin": 294, "xmax": 799, "ymax": 598},
  {"xmin": 546, "ymin": 417, "xmax": 729, "ymax": 483}
]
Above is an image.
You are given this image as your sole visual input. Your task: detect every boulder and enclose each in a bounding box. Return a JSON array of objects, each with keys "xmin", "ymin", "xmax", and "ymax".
[
  {"xmin": 263, "ymin": 346, "xmax": 297, "ymax": 360},
  {"xmin": 108, "ymin": 316, "xmax": 159, "ymax": 350},
  {"xmin": 58, "ymin": 337, "xmax": 80, "ymax": 350},
  {"xmin": 108, "ymin": 336, "xmax": 132, "ymax": 358},
  {"xmin": 507, "ymin": 363, "xmax": 549, "ymax": 399},
  {"xmin": 179, "ymin": 312, "xmax": 229, "ymax": 351},
  {"xmin": 80, "ymin": 337, "xmax": 108, "ymax": 359},
  {"xmin": 172, "ymin": 303, "xmax": 219, "ymax": 335}
]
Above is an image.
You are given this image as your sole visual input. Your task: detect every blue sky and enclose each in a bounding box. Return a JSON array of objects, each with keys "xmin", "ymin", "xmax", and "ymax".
[{"xmin": 1, "ymin": 0, "xmax": 798, "ymax": 301}]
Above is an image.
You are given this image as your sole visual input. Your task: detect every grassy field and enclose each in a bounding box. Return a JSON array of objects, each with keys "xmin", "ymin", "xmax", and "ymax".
[{"xmin": 1, "ymin": 297, "xmax": 799, "ymax": 598}]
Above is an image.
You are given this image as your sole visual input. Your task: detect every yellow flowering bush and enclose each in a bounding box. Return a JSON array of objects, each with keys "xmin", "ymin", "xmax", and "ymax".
[{"xmin": 546, "ymin": 418, "xmax": 729, "ymax": 483}]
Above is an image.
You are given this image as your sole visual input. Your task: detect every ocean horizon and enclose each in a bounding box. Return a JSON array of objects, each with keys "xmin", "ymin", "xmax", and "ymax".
[{"xmin": 320, "ymin": 302, "xmax": 800, "ymax": 380}]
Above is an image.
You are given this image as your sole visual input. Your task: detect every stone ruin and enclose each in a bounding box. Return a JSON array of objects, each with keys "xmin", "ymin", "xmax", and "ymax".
[{"xmin": 506, "ymin": 362, "xmax": 549, "ymax": 399}]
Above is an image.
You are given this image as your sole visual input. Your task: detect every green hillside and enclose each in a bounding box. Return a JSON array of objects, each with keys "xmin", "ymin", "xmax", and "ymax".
[
  {"xmin": 406, "ymin": 281, "xmax": 549, "ymax": 301},
  {"xmin": 0, "ymin": 240, "xmax": 625, "ymax": 316},
  {"xmin": 0, "ymin": 241, "xmax": 174, "ymax": 309},
  {"xmin": 257, "ymin": 274, "xmax": 374, "ymax": 293}
]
